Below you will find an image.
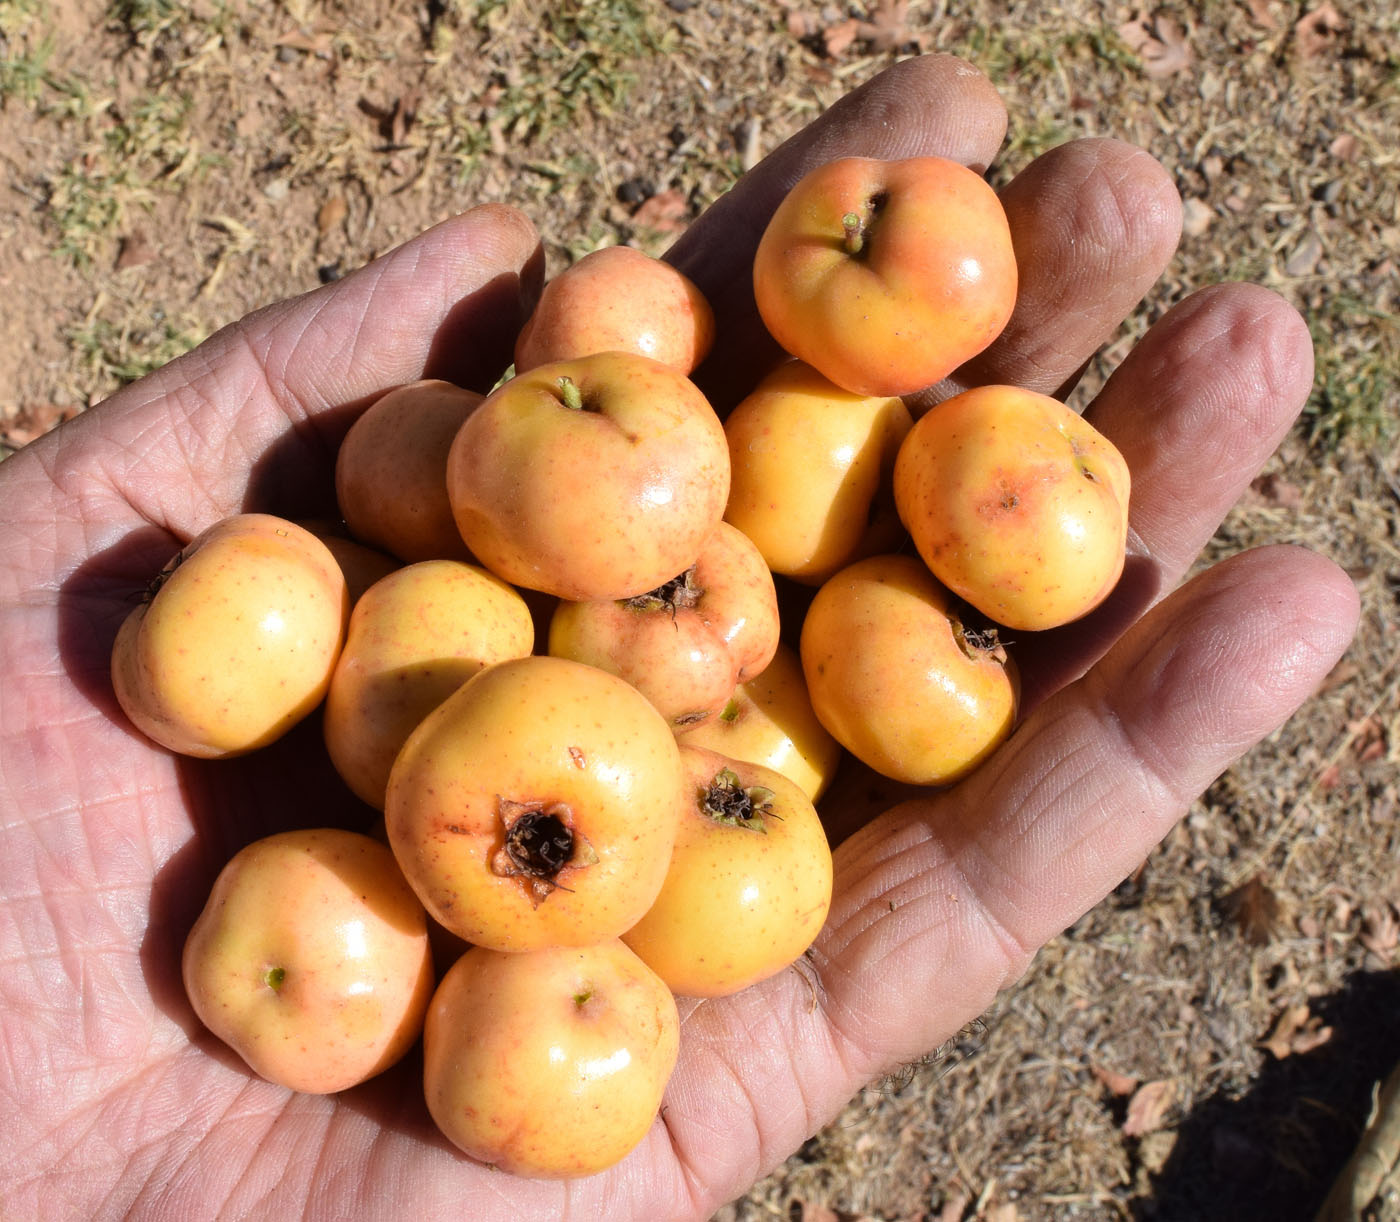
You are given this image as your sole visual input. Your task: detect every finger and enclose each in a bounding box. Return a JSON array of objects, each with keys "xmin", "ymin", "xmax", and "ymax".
[
  {"xmin": 1013, "ymin": 283, "xmax": 1316, "ymax": 706},
  {"xmin": 668, "ymin": 54, "xmax": 1010, "ymax": 410},
  {"xmin": 912, "ymin": 136, "xmax": 1183, "ymax": 411},
  {"xmin": 73, "ymin": 204, "xmax": 543, "ymax": 536},
  {"xmin": 803, "ymin": 543, "xmax": 1358, "ymax": 1079}
]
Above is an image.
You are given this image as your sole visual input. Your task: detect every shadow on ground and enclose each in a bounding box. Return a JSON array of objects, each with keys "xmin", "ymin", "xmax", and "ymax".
[{"xmin": 1137, "ymin": 967, "xmax": 1400, "ymax": 1221}]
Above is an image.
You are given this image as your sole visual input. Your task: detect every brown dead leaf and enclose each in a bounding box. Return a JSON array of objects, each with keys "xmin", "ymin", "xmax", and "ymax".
[
  {"xmin": 1123, "ymin": 1079, "xmax": 1176, "ymax": 1137},
  {"xmin": 1118, "ymin": 14, "xmax": 1193, "ymax": 79},
  {"xmin": 115, "ymin": 230, "xmax": 156, "ymax": 270},
  {"xmin": 316, "ymin": 195, "xmax": 347, "ymax": 236},
  {"xmin": 1181, "ymin": 197, "xmax": 1213, "ymax": 237},
  {"xmin": 1249, "ymin": 471, "xmax": 1304, "ymax": 509},
  {"xmin": 1295, "ymin": 3, "xmax": 1345, "ymax": 59},
  {"xmin": 1220, "ymin": 874, "xmax": 1282, "ymax": 946},
  {"xmin": 1360, "ymin": 902, "xmax": 1399, "ymax": 957},
  {"xmin": 390, "ymin": 87, "xmax": 421, "ymax": 147},
  {"xmin": 938, "ymin": 1187, "xmax": 972, "ymax": 1221},
  {"xmin": 1285, "ymin": 229, "xmax": 1324, "ymax": 277},
  {"xmin": 1262, "ymin": 1003, "xmax": 1334, "ymax": 1059},
  {"xmin": 1245, "ymin": 0, "xmax": 1281, "ymax": 28},
  {"xmin": 1329, "ymin": 132, "xmax": 1359, "ymax": 162},
  {"xmin": 0, "ymin": 402, "xmax": 81, "ymax": 448},
  {"xmin": 631, "ymin": 188, "xmax": 689, "ymax": 234},
  {"xmin": 1091, "ymin": 1063, "xmax": 1140, "ymax": 1097},
  {"xmin": 276, "ymin": 24, "xmax": 336, "ymax": 56},
  {"xmin": 857, "ymin": 0, "xmax": 916, "ymax": 53},
  {"xmin": 1351, "ymin": 715, "xmax": 1388, "ymax": 764},
  {"xmin": 823, "ymin": 18, "xmax": 859, "ymax": 58},
  {"xmin": 986, "ymin": 1205, "xmax": 1020, "ymax": 1222}
]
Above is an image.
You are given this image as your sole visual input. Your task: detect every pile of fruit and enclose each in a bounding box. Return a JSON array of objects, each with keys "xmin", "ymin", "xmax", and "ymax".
[{"xmin": 111, "ymin": 155, "xmax": 1130, "ymax": 1178}]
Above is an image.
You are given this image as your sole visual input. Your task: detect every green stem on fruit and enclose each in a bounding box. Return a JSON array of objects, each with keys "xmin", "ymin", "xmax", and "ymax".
[
  {"xmin": 718, "ymin": 698, "xmax": 741, "ymax": 724},
  {"xmin": 842, "ymin": 211, "xmax": 865, "ymax": 256},
  {"xmin": 263, "ymin": 966, "xmax": 286, "ymax": 990},
  {"xmin": 556, "ymin": 376, "xmax": 584, "ymax": 411}
]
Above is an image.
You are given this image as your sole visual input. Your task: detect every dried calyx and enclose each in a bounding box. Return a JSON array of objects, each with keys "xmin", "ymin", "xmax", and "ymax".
[
  {"xmin": 701, "ymin": 768, "xmax": 776, "ymax": 833},
  {"xmin": 491, "ymin": 797, "xmax": 598, "ymax": 906},
  {"xmin": 624, "ymin": 565, "xmax": 703, "ymax": 615}
]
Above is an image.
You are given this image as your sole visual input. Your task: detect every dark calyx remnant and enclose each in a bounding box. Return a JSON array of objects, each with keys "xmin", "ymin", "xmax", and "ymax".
[
  {"xmin": 624, "ymin": 565, "xmax": 702, "ymax": 616},
  {"xmin": 701, "ymin": 768, "xmax": 777, "ymax": 833},
  {"xmin": 143, "ymin": 544, "xmax": 192, "ymax": 603},
  {"xmin": 951, "ymin": 602, "xmax": 1008, "ymax": 664},
  {"xmin": 491, "ymin": 797, "xmax": 597, "ymax": 906}
]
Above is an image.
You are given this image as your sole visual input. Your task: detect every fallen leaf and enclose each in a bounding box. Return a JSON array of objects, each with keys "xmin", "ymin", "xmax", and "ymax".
[
  {"xmin": 1360, "ymin": 902, "xmax": 1399, "ymax": 956},
  {"xmin": 823, "ymin": 18, "xmax": 859, "ymax": 58},
  {"xmin": 1351, "ymin": 716, "xmax": 1388, "ymax": 764},
  {"xmin": 1285, "ymin": 229, "xmax": 1324, "ymax": 277},
  {"xmin": 0, "ymin": 402, "xmax": 81, "ymax": 448},
  {"xmin": 1295, "ymin": 3, "xmax": 1345, "ymax": 59},
  {"xmin": 1262, "ymin": 1003, "xmax": 1334, "ymax": 1059},
  {"xmin": 316, "ymin": 195, "xmax": 347, "ymax": 236},
  {"xmin": 938, "ymin": 1187, "xmax": 972, "ymax": 1221},
  {"xmin": 1245, "ymin": 0, "xmax": 1281, "ymax": 28},
  {"xmin": 390, "ymin": 87, "xmax": 421, "ymax": 147},
  {"xmin": 631, "ymin": 188, "xmax": 689, "ymax": 234},
  {"xmin": 1118, "ymin": 14, "xmax": 1193, "ymax": 78},
  {"xmin": 276, "ymin": 24, "xmax": 336, "ymax": 55},
  {"xmin": 1123, "ymin": 1079, "xmax": 1175, "ymax": 1137},
  {"xmin": 115, "ymin": 230, "xmax": 156, "ymax": 270},
  {"xmin": 1091, "ymin": 1063, "xmax": 1140, "ymax": 1097},
  {"xmin": 1220, "ymin": 874, "xmax": 1282, "ymax": 945},
  {"xmin": 1329, "ymin": 133, "xmax": 1359, "ymax": 162},
  {"xmin": 1181, "ymin": 197, "xmax": 1213, "ymax": 237},
  {"xmin": 857, "ymin": 0, "xmax": 914, "ymax": 53},
  {"xmin": 1249, "ymin": 471, "xmax": 1304, "ymax": 509},
  {"xmin": 986, "ymin": 1205, "xmax": 1020, "ymax": 1222}
]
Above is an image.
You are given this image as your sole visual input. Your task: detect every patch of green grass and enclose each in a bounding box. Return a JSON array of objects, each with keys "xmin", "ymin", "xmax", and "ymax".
[
  {"xmin": 478, "ymin": 0, "xmax": 673, "ymax": 143},
  {"xmin": 48, "ymin": 163, "xmax": 148, "ymax": 267},
  {"xmin": 1303, "ymin": 298, "xmax": 1399, "ymax": 451},
  {"xmin": 69, "ymin": 312, "xmax": 203, "ymax": 387},
  {"xmin": 108, "ymin": 0, "xmax": 179, "ymax": 43}
]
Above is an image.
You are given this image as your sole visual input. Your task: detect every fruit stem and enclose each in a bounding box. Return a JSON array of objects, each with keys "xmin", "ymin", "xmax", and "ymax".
[
  {"xmin": 263, "ymin": 966, "xmax": 286, "ymax": 990},
  {"xmin": 842, "ymin": 211, "xmax": 865, "ymax": 256},
  {"xmin": 556, "ymin": 376, "xmax": 584, "ymax": 411}
]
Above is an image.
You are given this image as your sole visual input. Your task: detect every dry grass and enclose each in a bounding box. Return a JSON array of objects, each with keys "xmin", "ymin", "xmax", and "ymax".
[{"xmin": 1, "ymin": 1, "xmax": 1397, "ymax": 1218}]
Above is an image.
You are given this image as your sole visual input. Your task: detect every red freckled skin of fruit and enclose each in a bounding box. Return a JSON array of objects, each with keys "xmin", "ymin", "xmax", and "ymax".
[
  {"xmin": 893, "ymin": 385, "xmax": 1130, "ymax": 631},
  {"xmin": 445, "ymin": 352, "xmax": 730, "ymax": 601},
  {"xmin": 753, "ymin": 156, "xmax": 1017, "ymax": 397}
]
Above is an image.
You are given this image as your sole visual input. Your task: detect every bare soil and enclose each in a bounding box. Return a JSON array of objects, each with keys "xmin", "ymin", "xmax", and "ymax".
[{"xmin": 2, "ymin": 2, "xmax": 1397, "ymax": 1219}]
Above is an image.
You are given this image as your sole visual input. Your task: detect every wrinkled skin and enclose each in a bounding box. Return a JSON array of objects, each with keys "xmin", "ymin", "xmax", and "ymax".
[{"xmin": 0, "ymin": 55, "xmax": 1359, "ymax": 1221}]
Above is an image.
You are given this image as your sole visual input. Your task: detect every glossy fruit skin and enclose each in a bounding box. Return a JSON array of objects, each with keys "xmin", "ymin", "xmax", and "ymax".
[
  {"xmin": 513, "ymin": 244, "xmax": 715, "ymax": 375},
  {"xmin": 622, "ymin": 747, "xmax": 833, "ymax": 998},
  {"xmin": 111, "ymin": 513, "xmax": 349, "ymax": 758},
  {"xmin": 683, "ymin": 641, "xmax": 841, "ymax": 802},
  {"xmin": 181, "ymin": 828, "xmax": 434, "ymax": 1095},
  {"xmin": 800, "ymin": 554, "xmax": 1018, "ymax": 786},
  {"xmin": 753, "ymin": 156, "xmax": 1017, "ymax": 397},
  {"xmin": 384, "ymin": 655, "xmax": 686, "ymax": 951},
  {"xmin": 335, "ymin": 380, "xmax": 483, "ymax": 564},
  {"xmin": 723, "ymin": 360, "xmax": 912, "ymax": 584},
  {"xmin": 547, "ymin": 521, "xmax": 780, "ymax": 731},
  {"xmin": 893, "ymin": 384, "xmax": 1131, "ymax": 631},
  {"xmin": 423, "ymin": 940, "xmax": 679, "ymax": 1178},
  {"xmin": 445, "ymin": 351, "xmax": 730, "ymax": 601},
  {"xmin": 323, "ymin": 560, "xmax": 534, "ymax": 809}
]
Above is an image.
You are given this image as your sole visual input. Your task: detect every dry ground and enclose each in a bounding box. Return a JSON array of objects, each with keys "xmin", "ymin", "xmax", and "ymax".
[{"xmin": 2, "ymin": 2, "xmax": 1398, "ymax": 1219}]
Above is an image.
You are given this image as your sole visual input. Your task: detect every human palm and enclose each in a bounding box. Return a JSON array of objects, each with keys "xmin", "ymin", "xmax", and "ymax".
[{"xmin": 0, "ymin": 56, "xmax": 1357, "ymax": 1220}]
